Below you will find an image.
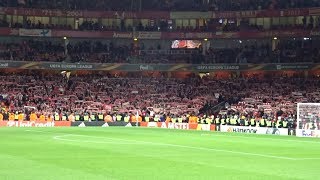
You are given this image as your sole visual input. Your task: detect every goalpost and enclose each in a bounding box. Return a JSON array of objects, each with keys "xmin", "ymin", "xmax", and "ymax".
[{"xmin": 296, "ymin": 103, "xmax": 320, "ymax": 138}]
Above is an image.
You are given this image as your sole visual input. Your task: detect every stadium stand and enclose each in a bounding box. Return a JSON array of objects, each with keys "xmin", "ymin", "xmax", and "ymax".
[
  {"xmin": 0, "ymin": 72, "xmax": 319, "ymax": 129},
  {"xmin": 2, "ymin": 0, "xmax": 320, "ymax": 11},
  {"xmin": 0, "ymin": 39, "xmax": 319, "ymax": 64},
  {"xmin": 0, "ymin": 0, "xmax": 320, "ymax": 130}
]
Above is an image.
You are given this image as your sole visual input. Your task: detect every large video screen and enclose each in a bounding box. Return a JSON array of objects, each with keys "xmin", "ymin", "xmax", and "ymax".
[{"xmin": 171, "ymin": 40, "xmax": 202, "ymax": 49}]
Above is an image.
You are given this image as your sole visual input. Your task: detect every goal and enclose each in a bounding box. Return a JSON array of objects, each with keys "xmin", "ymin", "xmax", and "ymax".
[{"xmin": 296, "ymin": 103, "xmax": 320, "ymax": 138}]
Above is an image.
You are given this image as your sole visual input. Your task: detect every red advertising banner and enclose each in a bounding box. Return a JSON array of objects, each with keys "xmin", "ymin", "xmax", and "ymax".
[
  {"xmin": 0, "ymin": 7, "xmax": 169, "ymax": 19},
  {"xmin": 0, "ymin": 28, "xmax": 18, "ymax": 36},
  {"xmin": 52, "ymin": 30, "xmax": 114, "ymax": 38},
  {"xmin": 0, "ymin": 121, "xmax": 71, "ymax": 127},
  {"xmin": 140, "ymin": 122, "xmax": 215, "ymax": 131}
]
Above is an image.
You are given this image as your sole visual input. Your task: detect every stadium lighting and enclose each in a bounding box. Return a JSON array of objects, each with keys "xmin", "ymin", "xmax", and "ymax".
[
  {"xmin": 63, "ymin": 37, "xmax": 67, "ymax": 40},
  {"xmin": 239, "ymin": 40, "xmax": 242, "ymax": 43},
  {"xmin": 273, "ymin": 37, "xmax": 278, "ymax": 40},
  {"xmin": 204, "ymin": 38, "xmax": 208, "ymax": 41},
  {"xmin": 133, "ymin": 38, "xmax": 138, "ymax": 41}
]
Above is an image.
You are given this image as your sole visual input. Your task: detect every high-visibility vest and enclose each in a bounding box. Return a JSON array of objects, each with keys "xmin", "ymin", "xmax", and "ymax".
[
  {"xmin": 226, "ymin": 118, "xmax": 230, "ymax": 124},
  {"xmin": 14, "ymin": 114, "xmax": 19, "ymax": 120},
  {"xmin": 221, "ymin": 119, "xmax": 225, "ymax": 125},
  {"xmin": 90, "ymin": 115, "xmax": 96, "ymax": 121},
  {"xmin": 98, "ymin": 114, "xmax": 104, "ymax": 120},
  {"xmin": 266, "ymin": 120, "xmax": 272, "ymax": 127},
  {"xmin": 124, "ymin": 116, "xmax": 130, "ymax": 122},
  {"xmin": 260, "ymin": 119, "xmax": 265, "ymax": 126},
  {"xmin": 116, "ymin": 115, "xmax": 122, "ymax": 121},
  {"xmin": 54, "ymin": 115, "xmax": 60, "ymax": 121},
  {"xmin": 206, "ymin": 118, "xmax": 211, "ymax": 124},
  {"xmin": 250, "ymin": 119, "xmax": 255, "ymax": 126},
  {"xmin": 200, "ymin": 118, "xmax": 205, "ymax": 124},
  {"xmin": 245, "ymin": 119, "xmax": 249, "ymax": 126},
  {"xmin": 215, "ymin": 118, "xmax": 220, "ymax": 124},
  {"xmin": 154, "ymin": 117, "xmax": 159, "ymax": 122},
  {"xmin": 0, "ymin": 114, "xmax": 3, "ymax": 121},
  {"xmin": 84, "ymin": 115, "xmax": 89, "ymax": 121},
  {"xmin": 145, "ymin": 116, "xmax": 150, "ymax": 122},
  {"xmin": 276, "ymin": 120, "xmax": 281, "ymax": 128},
  {"xmin": 283, "ymin": 121, "xmax": 288, "ymax": 128},
  {"xmin": 178, "ymin": 118, "xmax": 183, "ymax": 123},
  {"xmin": 62, "ymin": 115, "xmax": 67, "ymax": 121},
  {"xmin": 75, "ymin": 115, "xmax": 80, "ymax": 121}
]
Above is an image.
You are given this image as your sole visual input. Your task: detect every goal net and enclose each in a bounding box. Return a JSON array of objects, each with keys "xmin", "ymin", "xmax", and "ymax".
[{"xmin": 296, "ymin": 103, "xmax": 320, "ymax": 138}]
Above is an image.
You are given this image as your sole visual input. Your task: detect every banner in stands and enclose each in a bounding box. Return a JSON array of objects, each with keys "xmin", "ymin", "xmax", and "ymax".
[
  {"xmin": 140, "ymin": 122, "xmax": 215, "ymax": 131},
  {"xmin": 19, "ymin": 29, "xmax": 51, "ymax": 37},
  {"xmin": 0, "ymin": 121, "xmax": 71, "ymax": 127},
  {"xmin": 0, "ymin": 7, "xmax": 313, "ymax": 20},
  {"xmin": 0, "ymin": 27, "xmax": 318, "ymax": 39},
  {"xmin": 296, "ymin": 129, "xmax": 320, "ymax": 138},
  {"xmin": 212, "ymin": 8, "xmax": 309, "ymax": 19},
  {"xmin": 136, "ymin": 32, "xmax": 161, "ymax": 39},
  {"xmin": 0, "ymin": 61, "xmax": 319, "ymax": 72},
  {"xmin": 220, "ymin": 125, "xmax": 288, "ymax": 135},
  {"xmin": 0, "ymin": 7, "xmax": 170, "ymax": 19},
  {"xmin": 113, "ymin": 32, "xmax": 133, "ymax": 39}
]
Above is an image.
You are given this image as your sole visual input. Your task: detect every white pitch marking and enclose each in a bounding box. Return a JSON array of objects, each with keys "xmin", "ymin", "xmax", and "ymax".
[
  {"xmin": 200, "ymin": 133, "xmax": 320, "ymax": 144},
  {"xmin": 25, "ymin": 130, "xmax": 46, "ymax": 133},
  {"xmin": 295, "ymin": 158, "xmax": 320, "ymax": 160},
  {"xmin": 53, "ymin": 134, "xmax": 148, "ymax": 145},
  {"xmin": 53, "ymin": 134, "xmax": 296, "ymax": 161}
]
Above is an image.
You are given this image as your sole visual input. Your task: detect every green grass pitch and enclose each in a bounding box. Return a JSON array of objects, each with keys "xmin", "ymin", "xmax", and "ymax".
[{"xmin": 0, "ymin": 127, "xmax": 319, "ymax": 180}]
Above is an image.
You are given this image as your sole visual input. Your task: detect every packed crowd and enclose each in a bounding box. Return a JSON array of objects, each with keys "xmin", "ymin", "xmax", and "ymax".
[
  {"xmin": 1, "ymin": 39, "xmax": 319, "ymax": 64},
  {"xmin": 0, "ymin": 73, "xmax": 319, "ymax": 127},
  {"xmin": 0, "ymin": 73, "xmax": 219, "ymax": 121},
  {"xmin": 1, "ymin": 0, "xmax": 320, "ymax": 11}
]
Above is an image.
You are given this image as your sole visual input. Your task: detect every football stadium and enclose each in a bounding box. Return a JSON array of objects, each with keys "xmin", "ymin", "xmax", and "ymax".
[{"xmin": 1, "ymin": 0, "xmax": 320, "ymax": 179}]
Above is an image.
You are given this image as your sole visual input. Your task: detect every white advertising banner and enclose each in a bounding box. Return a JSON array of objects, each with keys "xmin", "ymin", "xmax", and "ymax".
[
  {"xmin": 19, "ymin": 28, "xmax": 52, "ymax": 37},
  {"xmin": 220, "ymin": 125, "xmax": 288, "ymax": 136},
  {"xmin": 296, "ymin": 129, "xmax": 320, "ymax": 138}
]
